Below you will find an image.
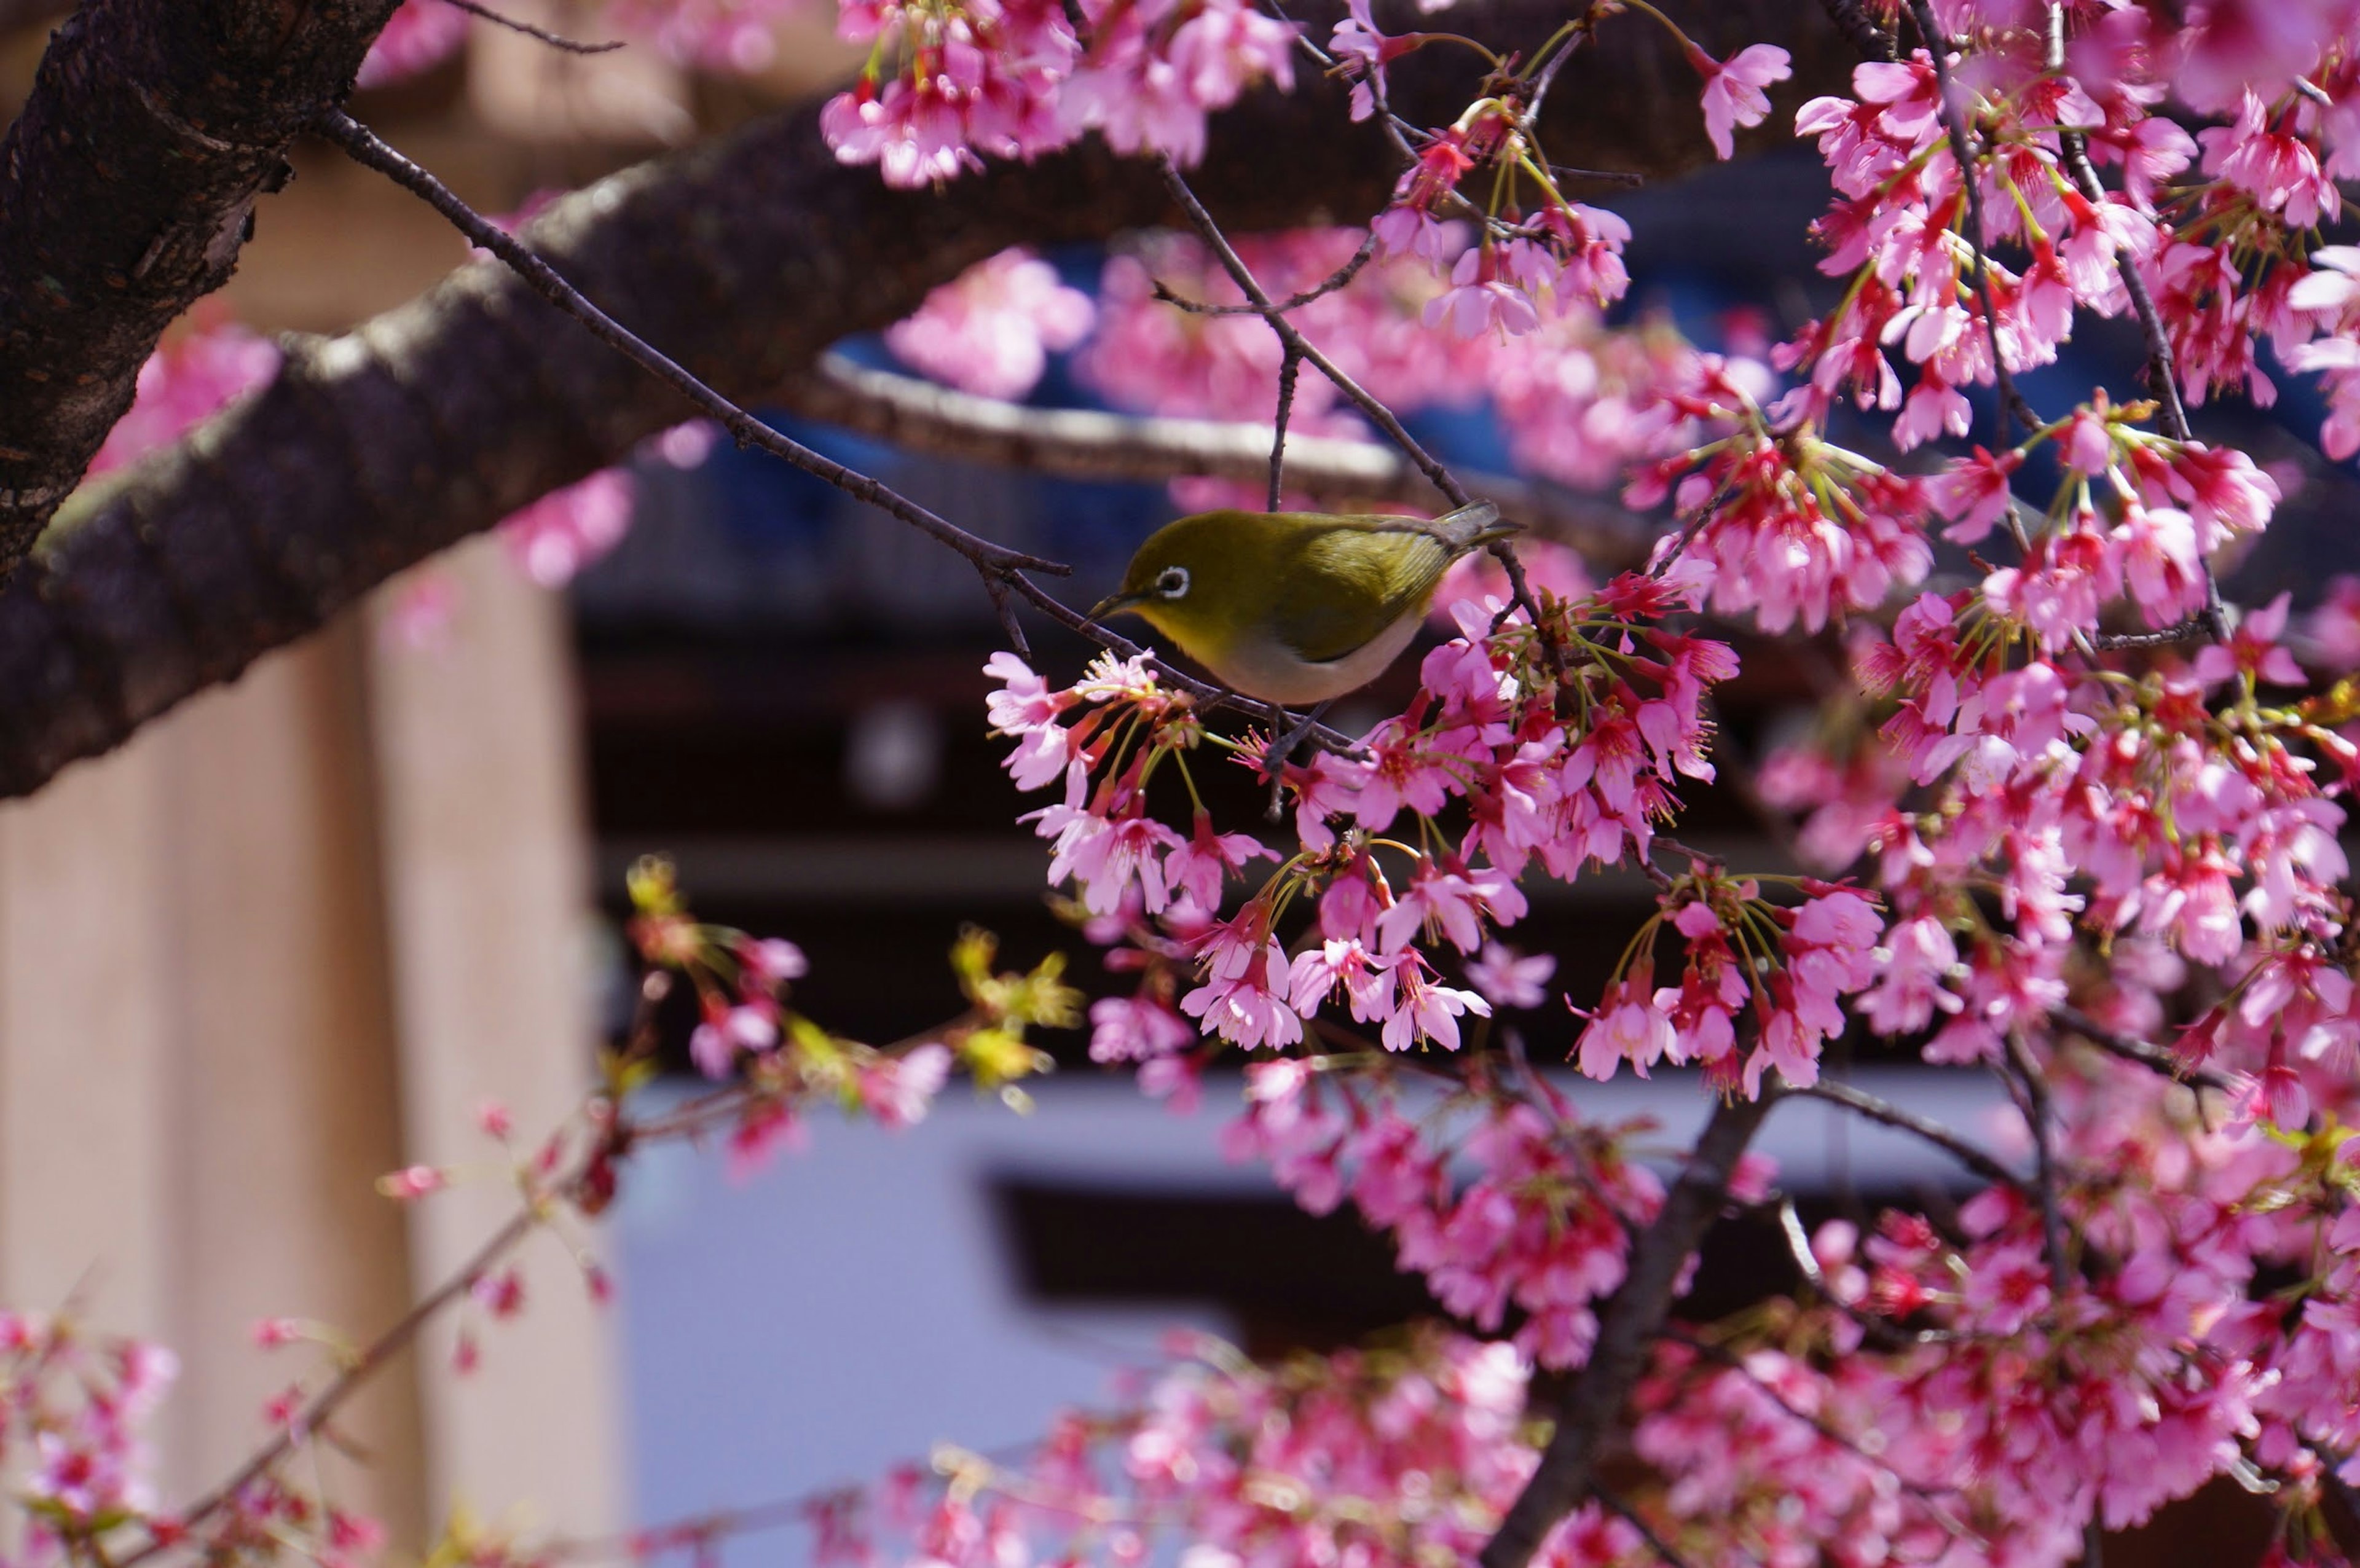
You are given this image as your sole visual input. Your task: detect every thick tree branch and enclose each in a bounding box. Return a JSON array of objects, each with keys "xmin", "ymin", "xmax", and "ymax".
[
  {"xmin": 0, "ymin": 0, "xmax": 403, "ymax": 581},
  {"xmin": 0, "ymin": 0, "xmax": 1852, "ymax": 798},
  {"xmin": 1479, "ymin": 1092, "xmax": 1777, "ymax": 1568}
]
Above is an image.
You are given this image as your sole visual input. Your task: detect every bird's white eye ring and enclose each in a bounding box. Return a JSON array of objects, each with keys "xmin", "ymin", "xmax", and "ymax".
[{"xmin": 1156, "ymin": 566, "xmax": 1190, "ymax": 599}]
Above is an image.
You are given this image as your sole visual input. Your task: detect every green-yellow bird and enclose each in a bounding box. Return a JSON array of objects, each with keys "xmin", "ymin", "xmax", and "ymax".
[{"xmin": 1088, "ymin": 501, "xmax": 1517, "ymax": 707}]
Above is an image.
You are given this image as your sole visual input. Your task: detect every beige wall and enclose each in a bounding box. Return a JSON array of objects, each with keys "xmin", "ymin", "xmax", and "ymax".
[{"xmin": 0, "ymin": 559, "xmax": 620, "ymax": 1551}]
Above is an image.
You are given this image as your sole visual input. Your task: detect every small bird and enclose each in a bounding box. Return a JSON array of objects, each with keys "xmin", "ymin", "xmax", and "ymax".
[{"xmin": 1088, "ymin": 501, "xmax": 1519, "ymax": 707}]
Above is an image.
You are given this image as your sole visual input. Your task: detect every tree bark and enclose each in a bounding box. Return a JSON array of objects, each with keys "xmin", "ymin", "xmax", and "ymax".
[
  {"xmin": 0, "ymin": 0, "xmax": 404, "ymax": 580},
  {"xmin": 0, "ymin": 0, "xmax": 1854, "ymax": 798}
]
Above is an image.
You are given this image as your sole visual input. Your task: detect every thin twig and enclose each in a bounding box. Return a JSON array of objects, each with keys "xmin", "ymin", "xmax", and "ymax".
[
  {"xmin": 1793, "ymin": 1078, "xmax": 2027, "ymax": 1192},
  {"xmin": 2045, "ymin": 3, "xmax": 2226, "ymax": 640},
  {"xmin": 2000, "ymin": 1034, "xmax": 2072, "ymax": 1292},
  {"xmin": 1150, "ymin": 230, "xmax": 1377, "ymax": 316},
  {"xmin": 313, "ymin": 112, "xmax": 1064, "ymax": 593},
  {"xmin": 1906, "ymin": 0, "xmax": 2041, "ymax": 441},
  {"xmin": 1156, "ymin": 155, "xmax": 1468, "ymax": 509},
  {"xmin": 1270, "ymin": 344, "xmax": 1303, "ymax": 512},
  {"xmin": 2089, "ymin": 616, "xmax": 2209, "ymax": 650},
  {"xmin": 1522, "ymin": 5, "xmax": 1595, "ymax": 127},
  {"xmin": 774, "ymin": 354, "xmax": 1654, "ymax": 566},
  {"xmin": 124, "ymin": 1202, "xmax": 547, "ymax": 1564},
  {"xmin": 323, "ymin": 111, "xmax": 1376, "ymax": 755},
  {"xmin": 2051, "ymin": 1005, "xmax": 2238, "ymax": 1096},
  {"xmin": 1546, "ymin": 164, "xmax": 1645, "ymax": 187},
  {"xmin": 437, "ymin": 0, "xmax": 625, "ymax": 52},
  {"xmin": 1594, "ymin": 1488, "xmax": 1701, "ymax": 1568}
]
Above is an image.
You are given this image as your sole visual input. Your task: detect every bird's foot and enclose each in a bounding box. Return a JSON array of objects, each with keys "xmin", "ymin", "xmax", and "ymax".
[{"xmin": 1259, "ymin": 700, "xmax": 1331, "ymax": 823}]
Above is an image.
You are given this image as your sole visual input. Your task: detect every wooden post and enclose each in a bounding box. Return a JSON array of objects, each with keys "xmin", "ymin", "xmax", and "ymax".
[{"xmin": 366, "ymin": 541, "xmax": 626, "ymax": 1543}]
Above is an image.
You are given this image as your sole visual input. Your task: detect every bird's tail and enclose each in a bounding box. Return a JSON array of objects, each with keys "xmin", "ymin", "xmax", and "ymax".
[{"xmin": 1432, "ymin": 500, "xmax": 1519, "ymax": 553}]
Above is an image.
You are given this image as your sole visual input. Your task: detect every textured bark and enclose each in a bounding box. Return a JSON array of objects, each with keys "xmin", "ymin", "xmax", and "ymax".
[
  {"xmin": 0, "ymin": 0, "xmax": 1854, "ymax": 798},
  {"xmin": 0, "ymin": 0, "xmax": 404, "ymax": 579}
]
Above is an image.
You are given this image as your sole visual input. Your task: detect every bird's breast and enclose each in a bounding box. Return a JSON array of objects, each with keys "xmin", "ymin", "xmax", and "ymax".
[{"xmin": 1200, "ymin": 606, "xmax": 1426, "ymax": 707}]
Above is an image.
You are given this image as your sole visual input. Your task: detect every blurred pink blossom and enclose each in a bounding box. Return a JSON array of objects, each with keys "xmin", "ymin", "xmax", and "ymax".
[
  {"xmin": 886, "ymin": 248, "xmax": 1096, "ymax": 400},
  {"xmin": 88, "ymin": 322, "xmax": 280, "ymax": 478},
  {"xmin": 356, "ymin": 0, "xmax": 470, "ymax": 88}
]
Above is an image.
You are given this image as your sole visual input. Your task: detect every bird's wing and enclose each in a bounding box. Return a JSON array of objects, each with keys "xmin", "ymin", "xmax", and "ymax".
[{"xmin": 1267, "ymin": 521, "xmax": 1458, "ymax": 665}]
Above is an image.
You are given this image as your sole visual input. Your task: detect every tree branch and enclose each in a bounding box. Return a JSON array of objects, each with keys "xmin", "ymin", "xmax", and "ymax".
[
  {"xmin": 0, "ymin": 0, "xmax": 1854, "ymax": 799},
  {"xmin": 314, "ymin": 111, "xmax": 1065, "ymax": 592},
  {"xmin": 772, "ymin": 353, "xmax": 1655, "ymax": 565},
  {"xmin": 0, "ymin": 0, "xmax": 403, "ymax": 582},
  {"xmin": 2050, "ymin": 1005, "xmax": 2238, "ymax": 1096},
  {"xmin": 1792, "ymin": 1078, "xmax": 2026, "ymax": 1193},
  {"xmin": 1479, "ymin": 1092, "xmax": 1777, "ymax": 1568}
]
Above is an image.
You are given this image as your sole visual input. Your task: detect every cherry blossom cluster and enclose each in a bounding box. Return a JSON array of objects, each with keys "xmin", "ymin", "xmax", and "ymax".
[
  {"xmin": 1225, "ymin": 1057, "xmax": 1674, "ymax": 1369},
  {"xmin": 752, "ymin": 1324, "xmax": 1672, "ymax": 1568},
  {"xmin": 816, "ymin": 0, "xmax": 1292, "ymax": 186},
  {"xmin": 624, "ymin": 855, "xmax": 1074, "ymax": 1172},
  {"xmin": 988, "ymin": 559, "xmax": 1769, "ymax": 1070},
  {"xmin": 1576, "ymin": 865, "xmax": 1881, "ymax": 1096},
  {"xmin": 1626, "ymin": 363, "xmax": 1937, "ymax": 633},
  {"xmin": 1760, "ymin": 573, "xmax": 2360, "ymax": 1119},
  {"xmin": 1068, "ymin": 228, "xmax": 1711, "ymax": 512},
  {"xmin": 1331, "ymin": 1, "xmax": 1786, "ymax": 341},
  {"xmin": 884, "ymin": 247, "xmax": 1096, "ymax": 401},
  {"xmin": 1779, "ymin": 2, "xmax": 2360, "ymax": 461},
  {"xmin": 0, "ymin": 1314, "xmax": 178, "ymax": 1556}
]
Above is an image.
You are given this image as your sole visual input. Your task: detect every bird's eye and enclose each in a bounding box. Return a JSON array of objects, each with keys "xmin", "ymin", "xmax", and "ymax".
[{"xmin": 1156, "ymin": 566, "xmax": 1190, "ymax": 599}]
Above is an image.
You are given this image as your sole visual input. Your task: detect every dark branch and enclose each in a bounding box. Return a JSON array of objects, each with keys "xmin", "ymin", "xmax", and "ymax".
[
  {"xmin": 2000, "ymin": 1033, "xmax": 2073, "ymax": 1291},
  {"xmin": 1149, "ymin": 228, "xmax": 1377, "ymax": 316},
  {"xmin": 0, "ymin": 0, "xmax": 1856, "ymax": 798},
  {"xmin": 438, "ymin": 0, "xmax": 626, "ymax": 53},
  {"xmin": 1793, "ymin": 1078, "xmax": 2026, "ymax": 1193},
  {"xmin": 1817, "ymin": 0, "xmax": 1897, "ymax": 60},
  {"xmin": 1594, "ymin": 1488, "xmax": 1702, "ymax": 1568},
  {"xmin": 1905, "ymin": 0, "xmax": 2042, "ymax": 441},
  {"xmin": 314, "ymin": 111, "xmax": 1064, "ymax": 586},
  {"xmin": 2051, "ymin": 1005, "xmax": 2238, "ymax": 1096},
  {"xmin": 773, "ymin": 353, "xmax": 1653, "ymax": 564},
  {"xmin": 2090, "ymin": 616, "xmax": 2209, "ymax": 650},
  {"xmin": 0, "ymin": 0, "xmax": 403, "ymax": 583},
  {"xmin": 1479, "ymin": 1092, "xmax": 1777, "ymax": 1568},
  {"xmin": 2046, "ymin": 0, "xmax": 2226, "ymax": 641}
]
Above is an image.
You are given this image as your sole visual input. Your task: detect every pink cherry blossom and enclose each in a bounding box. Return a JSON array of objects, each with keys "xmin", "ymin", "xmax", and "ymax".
[{"xmin": 886, "ymin": 248, "xmax": 1096, "ymax": 399}]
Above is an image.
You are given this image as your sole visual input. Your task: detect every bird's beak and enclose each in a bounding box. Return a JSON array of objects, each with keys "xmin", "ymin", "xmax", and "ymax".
[{"xmin": 1088, "ymin": 590, "xmax": 1139, "ymax": 622}]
